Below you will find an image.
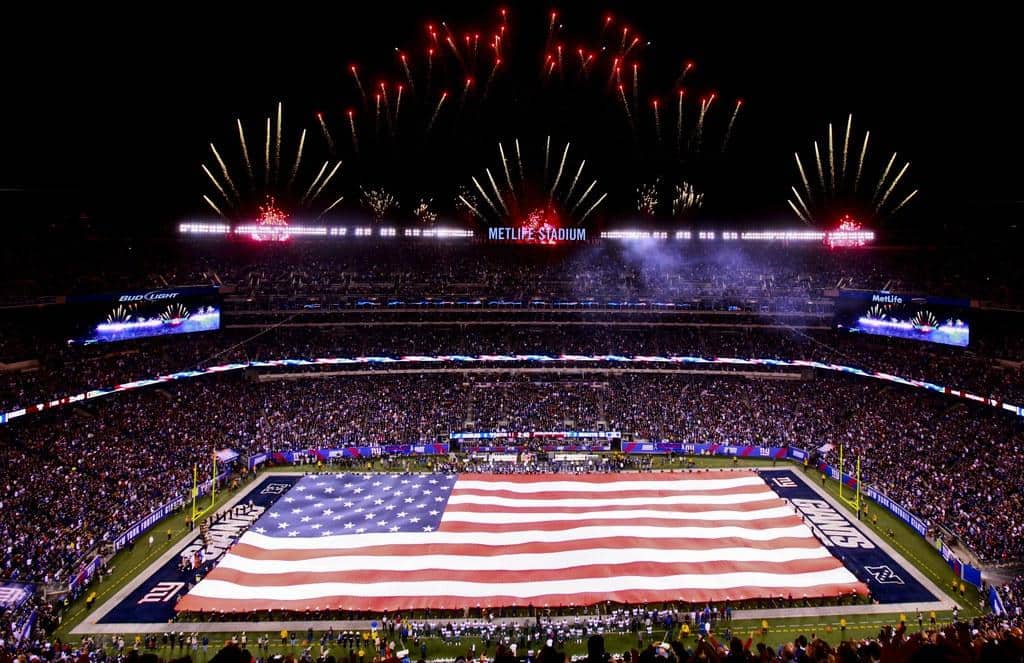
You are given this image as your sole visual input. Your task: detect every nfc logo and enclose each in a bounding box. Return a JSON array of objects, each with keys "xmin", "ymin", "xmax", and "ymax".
[
  {"xmin": 864, "ymin": 565, "xmax": 904, "ymax": 585},
  {"xmin": 260, "ymin": 483, "xmax": 291, "ymax": 495},
  {"xmin": 138, "ymin": 581, "xmax": 185, "ymax": 603}
]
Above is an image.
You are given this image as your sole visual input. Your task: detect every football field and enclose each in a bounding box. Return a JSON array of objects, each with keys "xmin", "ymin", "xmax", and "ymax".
[{"xmin": 61, "ymin": 459, "xmax": 975, "ymax": 652}]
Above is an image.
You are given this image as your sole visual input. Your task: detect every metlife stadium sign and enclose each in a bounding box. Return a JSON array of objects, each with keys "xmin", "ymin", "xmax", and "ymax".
[{"xmin": 487, "ymin": 227, "xmax": 587, "ymax": 242}]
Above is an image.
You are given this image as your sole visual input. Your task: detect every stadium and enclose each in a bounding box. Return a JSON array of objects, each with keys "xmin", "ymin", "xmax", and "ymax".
[{"xmin": 2, "ymin": 5, "xmax": 1023, "ymax": 663}]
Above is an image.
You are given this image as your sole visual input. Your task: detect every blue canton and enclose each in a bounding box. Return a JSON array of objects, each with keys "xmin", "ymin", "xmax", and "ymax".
[{"xmin": 251, "ymin": 473, "xmax": 458, "ymax": 538}]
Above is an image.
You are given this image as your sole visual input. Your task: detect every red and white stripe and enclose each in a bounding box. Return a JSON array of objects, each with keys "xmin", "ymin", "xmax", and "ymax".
[{"xmin": 176, "ymin": 471, "xmax": 867, "ymax": 612}]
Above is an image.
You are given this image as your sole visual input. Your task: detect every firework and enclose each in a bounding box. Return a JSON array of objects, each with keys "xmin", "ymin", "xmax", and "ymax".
[
  {"xmin": 237, "ymin": 119, "xmax": 253, "ymax": 180},
  {"xmin": 788, "ymin": 114, "xmax": 918, "ymax": 225},
  {"xmin": 161, "ymin": 303, "xmax": 192, "ymax": 322},
  {"xmin": 636, "ymin": 180, "xmax": 658, "ymax": 216},
  {"xmin": 412, "ymin": 197, "xmax": 438, "ymax": 224},
  {"xmin": 427, "ymin": 90, "xmax": 448, "ymax": 132},
  {"xmin": 672, "ymin": 180, "xmax": 704, "ymax": 216},
  {"xmin": 201, "ymin": 103, "xmax": 342, "ymax": 221},
  {"xmin": 350, "ymin": 65, "xmax": 368, "ymax": 107},
  {"xmin": 347, "ymin": 109, "xmax": 359, "ymax": 153},
  {"xmin": 317, "ymin": 113, "xmax": 335, "ymax": 157},
  {"xmin": 462, "ymin": 137, "xmax": 606, "ymax": 227},
  {"xmin": 106, "ymin": 305, "xmax": 136, "ymax": 324},
  {"xmin": 721, "ymin": 99, "xmax": 742, "ymax": 152},
  {"xmin": 361, "ymin": 187, "xmax": 398, "ymax": 221},
  {"xmin": 635, "ymin": 178, "xmax": 704, "ymax": 217}
]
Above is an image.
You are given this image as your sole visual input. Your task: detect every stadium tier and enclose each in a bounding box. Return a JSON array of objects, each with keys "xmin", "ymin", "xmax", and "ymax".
[{"xmin": 5, "ymin": 6, "xmax": 1024, "ymax": 658}]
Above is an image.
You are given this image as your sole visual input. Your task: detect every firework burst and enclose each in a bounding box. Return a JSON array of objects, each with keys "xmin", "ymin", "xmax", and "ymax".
[
  {"xmin": 788, "ymin": 114, "xmax": 918, "ymax": 225},
  {"xmin": 105, "ymin": 305, "xmax": 136, "ymax": 324},
  {"xmin": 361, "ymin": 187, "xmax": 398, "ymax": 221},
  {"xmin": 636, "ymin": 178, "xmax": 704, "ymax": 218},
  {"xmin": 160, "ymin": 303, "xmax": 192, "ymax": 322},
  {"xmin": 459, "ymin": 136, "xmax": 607, "ymax": 227},
  {"xmin": 201, "ymin": 103, "xmax": 344, "ymax": 222}
]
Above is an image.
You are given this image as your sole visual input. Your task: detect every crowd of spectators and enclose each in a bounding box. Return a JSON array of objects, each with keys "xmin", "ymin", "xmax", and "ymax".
[
  {"xmin": 2, "ymin": 369, "xmax": 1023, "ymax": 588},
  {"xmin": 2, "ymin": 324, "xmax": 1022, "ymax": 417},
  {"xmin": 9, "ymin": 616, "xmax": 1024, "ymax": 661},
  {"xmin": 3, "ymin": 240, "xmax": 1023, "ymax": 307}
]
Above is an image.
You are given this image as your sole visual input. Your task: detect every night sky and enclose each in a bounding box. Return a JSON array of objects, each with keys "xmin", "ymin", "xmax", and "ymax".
[{"xmin": 2, "ymin": 2, "xmax": 1020, "ymax": 234}]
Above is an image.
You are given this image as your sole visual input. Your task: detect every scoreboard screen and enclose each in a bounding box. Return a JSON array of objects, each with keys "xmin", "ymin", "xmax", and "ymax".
[
  {"xmin": 833, "ymin": 290, "xmax": 970, "ymax": 348},
  {"xmin": 67, "ymin": 286, "xmax": 220, "ymax": 345}
]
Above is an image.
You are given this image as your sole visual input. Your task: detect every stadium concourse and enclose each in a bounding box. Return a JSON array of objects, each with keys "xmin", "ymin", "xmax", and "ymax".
[{"xmin": 2, "ymin": 241, "xmax": 1024, "ymax": 661}]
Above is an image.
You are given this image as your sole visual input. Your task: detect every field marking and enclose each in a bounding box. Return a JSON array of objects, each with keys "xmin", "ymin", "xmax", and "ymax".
[
  {"xmin": 731, "ymin": 468, "xmax": 953, "ymax": 621},
  {"xmin": 73, "ymin": 466, "xmax": 956, "ymax": 634}
]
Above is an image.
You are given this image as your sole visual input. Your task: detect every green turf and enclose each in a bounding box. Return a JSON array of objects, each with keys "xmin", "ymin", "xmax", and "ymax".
[
  {"xmin": 801, "ymin": 465, "xmax": 983, "ymax": 618},
  {"xmin": 54, "ymin": 456, "xmax": 981, "ymax": 652}
]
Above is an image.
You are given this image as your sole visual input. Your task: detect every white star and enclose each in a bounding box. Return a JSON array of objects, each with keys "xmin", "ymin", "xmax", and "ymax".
[
  {"xmin": 315, "ymin": 481, "xmax": 325, "ymax": 487},
  {"xmin": 288, "ymin": 530, "xmax": 299, "ymax": 537},
  {"xmin": 324, "ymin": 487, "xmax": 335, "ymax": 493},
  {"xmin": 365, "ymin": 513, "xmax": 376, "ymax": 520},
  {"xmin": 353, "ymin": 487, "xmax": 364, "ymax": 493},
  {"xmin": 429, "ymin": 479, "xmax": 438, "ymax": 485},
  {"xmin": 301, "ymin": 516, "xmax": 312, "ymax": 523},
  {"xmin": 423, "ymin": 489, "xmax": 433, "ymax": 495},
  {"xmin": 384, "ymin": 505, "xmax": 395, "ymax": 511},
  {"xmin": 363, "ymin": 494, "xmax": 373, "ymax": 501},
  {"xmin": 416, "ymin": 503, "xmax": 426, "ymax": 509},
  {"xmin": 422, "ymin": 526, "xmax": 434, "ymax": 532},
  {"xmin": 434, "ymin": 497, "xmax": 444, "ymax": 502},
  {"xmin": 410, "ymin": 517, "xmax": 421, "ymax": 523},
  {"xmin": 344, "ymin": 522, "xmax": 354, "ymax": 529},
  {"xmin": 429, "ymin": 510, "xmax": 439, "ymax": 516},
  {"xmin": 377, "ymin": 520, "xmax": 387, "ymax": 527},
  {"xmin": 292, "ymin": 508, "xmax": 303, "ymax": 514},
  {"xmin": 404, "ymin": 497, "xmax": 414, "ymax": 503},
  {"xmin": 333, "ymin": 515, "xmax": 343, "ymax": 521},
  {"xmin": 411, "ymin": 484, "xmax": 421, "ymax": 489},
  {"xmin": 323, "ymin": 509, "xmax": 334, "ymax": 516},
  {"xmin": 278, "ymin": 522, "xmax": 290, "ymax": 529},
  {"xmin": 390, "ymin": 526, "xmax": 400, "ymax": 533},
  {"xmin": 397, "ymin": 511, "xmax": 408, "ymax": 518},
  {"xmin": 296, "ymin": 485, "xmax": 307, "ymax": 492},
  {"xmin": 344, "ymin": 501, "xmax": 354, "ymax": 508},
  {"xmin": 321, "ymin": 531, "xmax": 333, "ymax": 536},
  {"xmin": 255, "ymin": 527, "xmax": 267, "ymax": 534},
  {"xmin": 372, "ymin": 481, "xmax": 382, "ymax": 487},
  {"xmin": 354, "ymin": 507, "xmax": 364, "ymax": 513},
  {"xmin": 356, "ymin": 527, "xmax": 366, "ymax": 533},
  {"xmin": 374, "ymin": 498, "xmax": 384, "ymax": 505},
  {"xmin": 313, "ymin": 502, "xmax": 324, "ymax": 508},
  {"xmin": 401, "ymin": 479, "xmax": 410, "ymax": 485},
  {"xmin": 270, "ymin": 512, "xmax": 280, "ymax": 519},
  {"xmin": 344, "ymin": 483, "xmax": 353, "ymax": 489},
  {"xmin": 284, "ymin": 497, "xmax": 295, "ymax": 503},
  {"xmin": 393, "ymin": 491, "xmax": 403, "ymax": 497},
  {"xmin": 310, "ymin": 523, "xmax": 321, "ymax": 529},
  {"xmin": 305, "ymin": 494, "xmax": 315, "ymax": 500}
]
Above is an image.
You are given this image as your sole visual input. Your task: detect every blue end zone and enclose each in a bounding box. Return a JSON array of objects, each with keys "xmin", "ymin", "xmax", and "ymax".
[
  {"xmin": 98, "ymin": 475, "xmax": 299, "ymax": 624},
  {"xmin": 761, "ymin": 469, "xmax": 936, "ymax": 604}
]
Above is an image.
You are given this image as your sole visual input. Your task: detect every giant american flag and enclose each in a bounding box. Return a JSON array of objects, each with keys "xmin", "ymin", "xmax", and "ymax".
[{"xmin": 176, "ymin": 471, "xmax": 866, "ymax": 612}]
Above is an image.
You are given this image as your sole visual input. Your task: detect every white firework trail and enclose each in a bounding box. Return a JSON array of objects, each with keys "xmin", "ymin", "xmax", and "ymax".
[
  {"xmin": 237, "ymin": 119, "xmax": 253, "ymax": 182},
  {"xmin": 549, "ymin": 141, "xmax": 570, "ymax": 198},
  {"xmin": 286, "ymin": 129, "xmax": 307, "ymax": 191},
  {"xmin": 485, "ymin": 168, "xmax": 510, "ymax": 215}
]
